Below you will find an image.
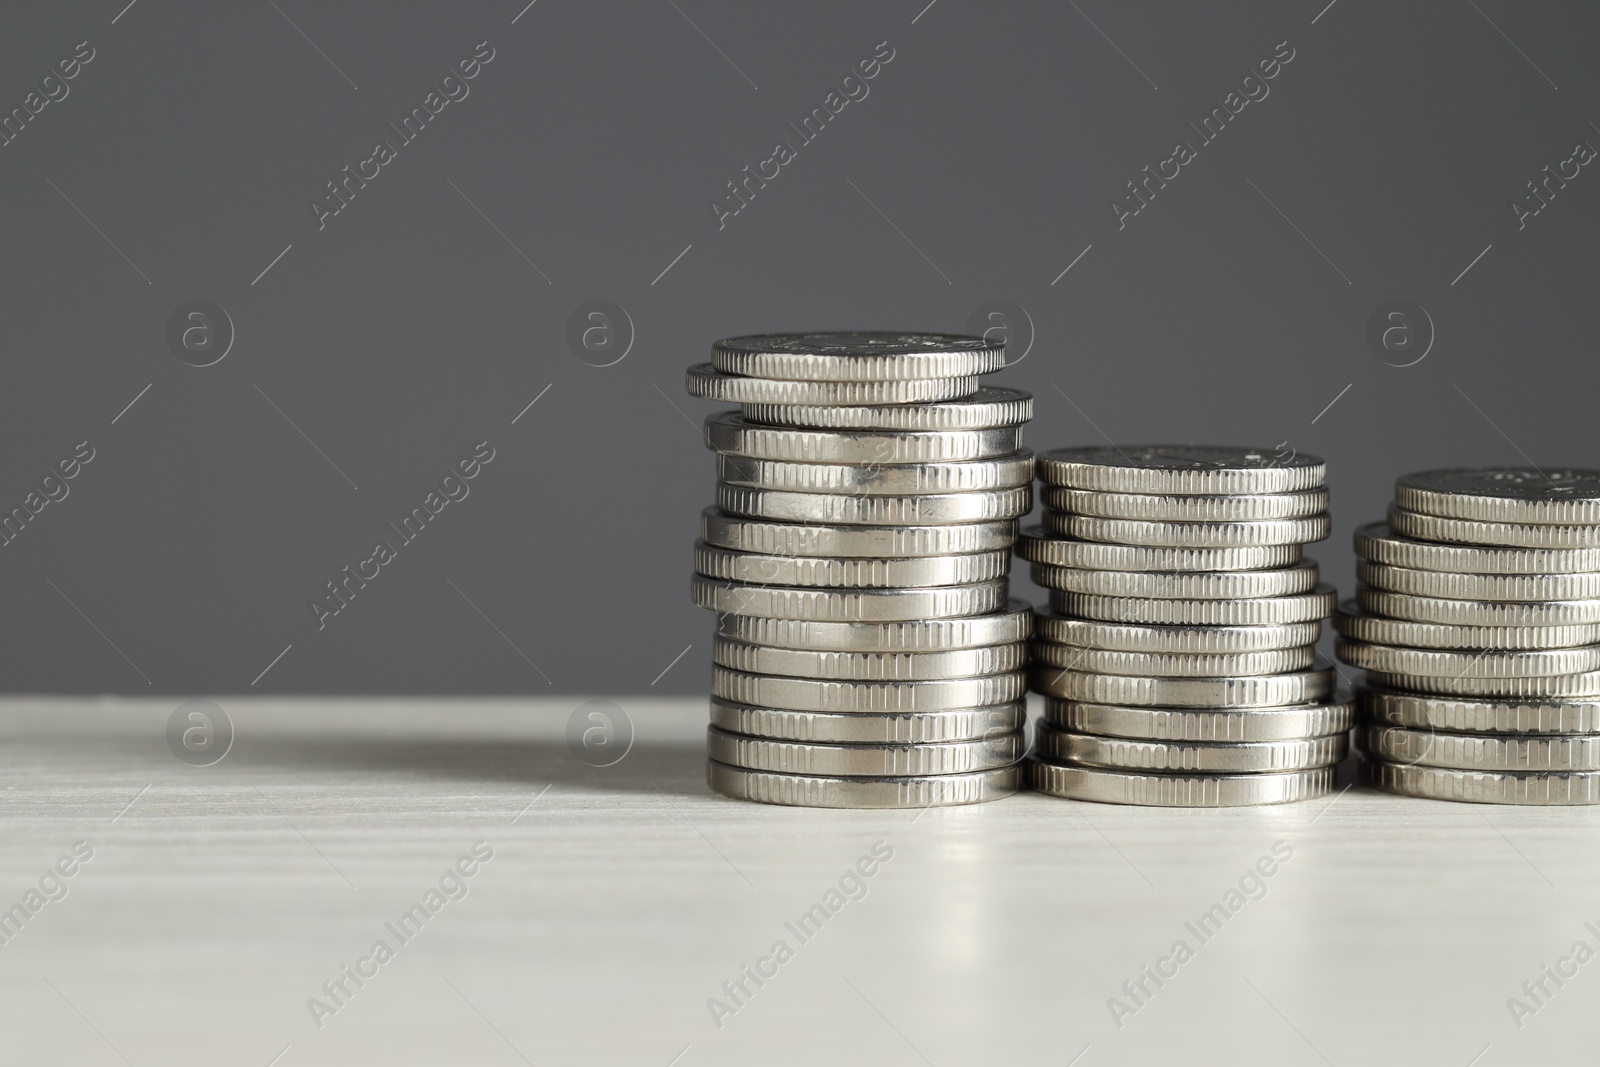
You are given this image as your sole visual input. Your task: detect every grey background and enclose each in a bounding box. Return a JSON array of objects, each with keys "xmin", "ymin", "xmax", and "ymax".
[{"xmin": 1, "ymin": 0, "xmax": 1595, "ymax": 696}]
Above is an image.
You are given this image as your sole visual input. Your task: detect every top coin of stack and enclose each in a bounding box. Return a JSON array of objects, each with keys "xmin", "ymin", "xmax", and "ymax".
[
  {"xmin": 686, "ymin": 332, "xmax": 1035, "ymax": 809},
  {"xmin": 1021, "ymin": 446, "xmax": 1348, "ymax": 806},
  {"xmin": 1340, "ymin": 469, "xmax": 1600, "ymax": 804}
]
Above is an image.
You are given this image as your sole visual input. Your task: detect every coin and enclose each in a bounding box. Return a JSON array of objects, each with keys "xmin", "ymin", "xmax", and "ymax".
[
  {"xmin": 1334, "ymin": 600, "xmax": 1600, "ymax": 650},
  {"xmin": 701, "ymin": 508, "xmax": 1016, "ymax": 558},
  {"xmin": 1029, "ymin": 666, "xmax": 1334, "ymax": 707},
  {"xmin": 1366, "ymin": 670, "xmax": 1600, "ymax": 698},
  {"xmin": 715, "ymin": 601, "xmax": 1033, "ymax": 652},
  {"xmin": 1039, "ymin": 487, "xmax": 1329, "ymax": 521},
  {"xmin": 717, "ymin": 484, "xmax": 1031, "ymax": 525},
  {"xmin": 687, "ymin": 364, "xmax": 979, "ymax": 405},
  {"xmin": 1032, "ymin": 613, "xmax": 1322, "ymax": 653},
  {"xmin": 710, "ymin": 331, "xmax": 1005, "ymax": 382},
  {"xmin": 1035, "ymin": 445, "xmax": 1326, "ymax": 495},
  {"xmin": 1356, "ymin": 560, "xmax": 1600, "ymax": 602},
  {"xmin": 1388, "ymin": 506, "xmax": 1600, "ymax": 549},
  {"xmin": 1046, "ymin": 512, "xmax": 1331, "ymax": 548},
  {"xmin": 707, "ymin": 725, "xmax": 1024, "ymax": 775},
  {"xmin": 1030, "ymin": 560, "xmax": 1320, "ymax": 599},
  {"xmin": 1394, "ymin": 468, "xmax": 1600, "ymax": 526},
  {"xmin": 1336, "ymin": 638, "xmax": 1600, "ymax": 678},
  {"xmin": 691, "ymin": 574, "xmax": 1008, "ymax": 621},
  {"xmin": 1359, "ymin": 686, "xmax": 1600, "ymax": 734},
  {"xmin": 1355, "ymin": 587, "xmax": 1600, "ymax": 626},
  {"xmin": 1354, "ymin": 522, "xmax": 1600, "ymax": 575},
  {"xmin": 716, "ymin": 453, "xmax": 1034, "ymax": 495},
  {"xmin": 705, "ymin": 413, "xmax": 1024, "ymax": 464},
  {"xmin": 1045, "ymin": 695, "xmax": 1354, "ymax": 742},
  {"xmin": 1364, "ymin": 759, "xmax": 1600, "ymax": 805},
  {"xmin": 1036, "ymin": 722, "xmax": 1346, "ymax": 772},
  {"xmin": 712, "ymin": 636, "xmax": 1027, "ymax": 680},
  {"xmin": 1050, "ymin": 585, "xmax": 1338, "ymax": 625},
  {"xmin": 1029, "ymin": 759, "xmax": 1334, "ymax": 806},
  {"xmin": 742, "ymin": 387, "xmax": 1032, "ymax": 431},
  {"xmin": 1030, "ymin": 642, "xmax": 1316, "ymax": 677},
  {"xmin": 694, "ymin": 542, "xmax": 1010, "ymax": 588},
  {"xmin": 708, "ymin": 697, "xmax": 1027, "ymax": 743},
  {"xmin": 1362, "ymin": 724, "xmax": 1600, "ymax": 772},
  {"xmin": 707, "ymin": 759, "xmax": 1023, "ymax": 808},
  {"xmin": 1015, "ymin": 527, "xmax": 1302, "ymax": 571},
  {"xmin": 714, "ymin": 666, "xmax": 1026, "ymax": 712}
]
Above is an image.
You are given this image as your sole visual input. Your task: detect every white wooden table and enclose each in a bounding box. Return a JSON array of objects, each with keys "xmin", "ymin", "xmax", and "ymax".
[{"xmin": 0, "ymin": 696, "xmax": 1592, "ymax": 1065}]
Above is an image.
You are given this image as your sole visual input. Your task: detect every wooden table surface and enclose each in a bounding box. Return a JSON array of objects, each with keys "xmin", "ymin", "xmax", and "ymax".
[{"xmin": 0, "ymin": 696, "xmax": 1593, "ymax": 1065}]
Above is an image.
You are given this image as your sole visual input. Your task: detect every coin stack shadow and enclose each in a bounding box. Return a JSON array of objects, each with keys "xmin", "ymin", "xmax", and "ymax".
[
  {"xmin": 1022, "ymin": 446, "xmax": 1349, "ymax": 807},
  {"xmin": 1339, "ymin": 469, "xmax": 1600, "ymax": 804},
  {"xmin": 685, "ymin": 332, "xmax": 1035, "ymax": 808}
]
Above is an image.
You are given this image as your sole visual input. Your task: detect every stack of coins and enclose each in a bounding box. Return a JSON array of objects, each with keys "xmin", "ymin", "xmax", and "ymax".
[
  {"xmin": 1021, "ymin": 446, "xmax": 1348, "ymax": 806},
  {"xmin": 1339, "ymin": 469, "xmax": 1600, "ymax": 804},
  {"xmin": 686, "ymin": 332, "xmax": 1035, "ymax": 808}
]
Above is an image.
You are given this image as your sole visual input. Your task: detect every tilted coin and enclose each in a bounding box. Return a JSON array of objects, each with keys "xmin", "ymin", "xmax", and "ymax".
[
  {"xmin": 1364, "ymin": 759, "xmax": 1600, "ymax": 805},
  {"xmin": 1039, "ymin": 487, "xmax": 1328, "ymax": 521},
  {"xmin": 712, "ymin": 636, "xmax": 1027, "ymax": 680},
  {"xmin": 694, "ymin": 542, "xmax": 1009, "ymax": 589},
  {"xmin": 687, "ymin": 364, "xmax": 978, "ymax": 405},
  {"xmin": 1030, "ymin": 560, "xmax": 1319, "ymax": 600},
  {"xmin": 705, "ymin": 412, "xmax": 1023, "ymax": 464},
  {"xmin": 1029, "ymin": 667, "xmax": 1334, "ymax": 707},
  {"xmin": 1036, "ymin": 722, "xmax": 1346, "ymax": 772},
  {"xmin": 1045, "ymin": 695, "xmax": 1354, "ymax": 742},
  {"xmin": 1356, "ymin": 587, "xmax": 1600, "ymax": 627},
  {"xmin": 707, "ymin": 725, "xmax": 1025, "ymax": 776},
  {"xmin": 1362, "ymin": 724, "xmax": 1600, "ymax": 773},
  {"xmin": 1359, "ymin": 686, "xmax": 1600, "ymax": 734},
  {"xmin": 1394, "ymin": 468, "xmax": 1600, "ymax": 526},
  {"xmin": 701, "ymin": 508, "xmax": 1015, "ymax": 559},
  {"xmin": 714, "ymin": 666, "xmax": 1025, "ymax": 712},
  {"xmin": 1015, "ymin": 526, "xmax": 1302, "ymax": 571},
  {"xmin": 708, "ymin": 697, "xmax": 1027, "ymax": 743},
  {"xmin": 742, "ymin": 387, "xmax": 1032, "ymax": 431},
  {"xmin": 1354, "ymin": 522, "xmax": 1600, "ymax": 575},
  {"xmin": 1050, "ymin": 584, "xmax": 1338, "ymax": 625},
  {"xmin": 715, "ymin": 601, "xmax": 1033, "ymax": 652},
  {"xmin": 1032, "ymin": 613, "xmax": 1321, "ymax": 653},
  {"xmin": 691, "ymin": 574, "xmax": 1008, "ymax": 621},
  {"xmin": 1035, "ymin": 445, "xmax": 1326, "ymax": 495},
  {"xmin": 1045, "ymin": 512, "xmax": 1331, "ymax": 548},
  {"xmin": 710, "ymin": 331, "xmax": 1005, "ymax": 382},
  {"xmin": 716, "ymin": 452, "xmax": 1033, "ymax": 496},
  {"xmin": 1334, "ymin": 600, "xmax": 1600, "ymax": 650},
  {"xmin": 1388, "ymin": 506, "xmax": 1600, "ymax": 549},
  {"xmin": 717, "ymin": 484, "xmax": 1030, "ymax": 525},
  {"xmin": 1356, "ymin": 560, "xmax": 1600, "ymax": 602},
  {"xmin": 707, "ymin": 759, "xmax": 1022, "ymax": 809},
  {"xmin": 1336, "ymin": 638, "xmax": 1600, "ymax": 678},
  {"xmin": 1366, "ymin": 670, "xmax": 1600, "ymax": 699},
  {"xmin": 1029, "ymin": 759, "xmax": 1333, "ymax": 806},
  {"xmin": 1030, "ymin": 642, "xmax": 1316, "ymax": 677}
]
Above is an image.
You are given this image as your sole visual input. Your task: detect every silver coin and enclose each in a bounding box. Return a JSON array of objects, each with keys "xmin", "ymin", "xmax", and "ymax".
[
  {"xmin": 1045, "ymin": 695, "xmax": 1354, "ymax": 742},
  {"xmin": 717, "ymin": 484, "xmax": 1031, "ymax": 525},
  {"xmin": 1031, "ymin": 642, "xmax": 1316, "ymax": 677},
  {"xmin": 688, "ymin": 364, "xmax": 978, "ymax": 405},
  {"xmin": 694, "ymin": 542, "xmax": 1010, "ymax": 589},
  {"xmin": 1035, "ymin": 445, "xmax": 1325, "ymax": 495},
  {"xmin": 1354, "ymin": 522, "xmax": 1600, "ymax": 575},
  {"xmin": 1029, "ymin": 759, "xmax": 1334, "ymax": 806},
  {"xmin": 691, "ymin": 574, "xmax": 1008, "ymax": 621},
  {"xmin": 1356, "ymin": 586, "xmax": 1600, "ymax": 626},
  {"xmin": 712, "ymin": 636, "xmax": 1027, "ymax": 680},
  {"xmin": 714, "ymin": 666, "xmax": 1025, "ymax": 712},
  {"xmin": 1040, "ymin": 487, "xmax": 1329, "ymax": 521},
  {"xmin": 1395, "ymin": 468, "xmax": 1600, "ymax": 526},
  {"xmin": 1036, "ymin": 722, "xmax": 1346, "ymax": 773},
  {"xmin": 707, "ymin": 759, "xmax": 1022, "ymax": 808},
  {"xmin": 1030, "ymin": 667, "xmax": 1334, "ymax": 707},
  {"xmin": 705, "ymin": 412, "xmax": 1024, "ymax": 464},
  {"xmin": 1364, "ymin": 758, "xmax": 1600, "ymax": 805},
  {"xmin": 708, "ymin": 697, "xmax": 1027, "ymax": 743},
  {"xmin": 1051, "ymin": 584, "xmax": 1338, "ymax": 625},
  {"xmin": 742, "ymin": 387, "xmax": 1032, "ymax": 431},
  {"xmin": 709, "ymin": 726, "xmax": 1023, "ymax": 776},
  {"xmin": 1357, "ymin": 560, "xmax": 1600, "ymax": 602},
  {"xmin": 715, "ymin": 601, "xmax": 1033, "ymax": 652},
  {"xmin": 1032, "ymin": 613, "xmax": 1322, "ymax": 653},
  {"xmin": 1334, "ymin": 599, "xmax": 1600, "ymax": 650},
  {"xmin": 701, "ymin": 508, "xmax": 1016, "ymax": 559},
  {"xmin": 711, "ymin": 331, "xmax": 1005, "ymax": 382},
  {"xmin": 1359, "ymin": 686, "xmax": 1600, "ymax": 734},
  {"xmin": 1388, "ymin": 506, "xmax": 1600, "ymax": 549},
  {"xmin": 1362, "ymin": 723, "xmax": 1600, "ymax": 772},
  {"xmin": 1366, "ymin": 670, "xmax": 1600, "ymax": 699},
  {"xmin": 1030, "ymin": 560, "xmax": 1319, "ymax": 600},
  {"xmin": 717, "ymin": 452, "xmax": 1033, "ymax": 496},
  {"xmin": 1336, "ymin": 638, "xmax": 1600, "ymax": 678},
  {"xmin": 1015, "ymin": 526, "xmax": 1302, "ymax": 571},
  {"xmin": 1046, "ymin": 512, "xmax": 1331, "ymax": 548}
]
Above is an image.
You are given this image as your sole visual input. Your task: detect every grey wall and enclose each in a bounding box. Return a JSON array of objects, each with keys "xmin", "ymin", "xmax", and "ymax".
[{"xmin": 1, "ymin": 0, "xmax": 1595, "ymax": 695}]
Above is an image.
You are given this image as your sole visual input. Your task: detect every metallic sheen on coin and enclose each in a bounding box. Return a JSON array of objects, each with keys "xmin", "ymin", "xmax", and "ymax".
[
  {"xmin": 1388, "ymin": 506, "xmax": 1600, "ymax": 549},
  {"xmin": 1029, "ymin": 759, "xmax": 1333, "ymax": 806},
  {"xmin": 708, "ymin": 697, "xmax": 1027, "ymax": 743},
  {"xmin": 1030, "ymin": 642, "xmax": 1316, "ymax": 677},
  {"xmin": 717, "ymin": 484, "xmax": 1031, "ymax": 525},
  {"xmin": 708, "ymin": 726, "xmax": 1024, "ymax": 775},
  {"xmin": 1354, "ymin": 522, "xmax": 1600, "ymax": 575},
  {"xmin": 717, "ymin": 453, "xmax": 1033, "ymax": 496},
  {"xmin": 710, "ymin": 331, "xmax": 1005, "ymax": 382},
  {"xmin": 1394, "ymin": 468, "xmax": 1600, "ymax": 526},
  {"xmin": 1356, "ymin": 560, "xmax": 1600, "ymax": 602},
  {"xmin": 701, "ymin": 508, "xmax": 1016, "ymax": 559},
  {"xmin": 1050, "ymin": 585, "xmax": 1337, "ymax": 625},
  {"xmin": 1032, "ymin": 613, "xmax": 1322, "ymax": 653},
  {"xmin": 688, "ymin": 364, "xmax": 978, "ymax": 405},
  {"xmin": 1030, "ymin": 560, "xmax": 1319, "ymax": 599},
  {"xmin": 714, "ymin": 601, "xmax": 1032, "ymax": 652},
  {"xmin": 1040, "ymin": 487, "xmax": 1328, "ymax": 521},
  {"xmin": 1046, "ymin": 512, "xmax": 1331, "ymax": 548},
  {"xmin": 1362, "ymin": 723, "xmax": 1600, "ymax": 772},
  {"xmin": 1045, "ymin": 695, "xmax": 1353, "ymax": 742},
  {"xmin": 1015, "ymin": 526, "xmax": 1302, "ymax": 571},
  {"xmin": 694, "ymin": 541, "xmax": 1009, "ymax": 588},
  {"xmin": 712, "ymin": 636, "xmax": 1026, "ymax": 680},
  {"xmin": 1355, "ymin": 587, "xmax": 1600, "ymax": 627},
  {"xmin": 742, "ymin": 387, "xmax": 1032, "ymax": 431},
  {"xmin": 1334, "ymin": 600, "xmax": 1600, "ymax": 650},
  {"xmin": 691, "ymin": 574, "xmax": 1008, "ymax": 621},
  {"xmin": 1036, "ymin": 445, "xmax": 1326, "ymax": 495},
  {"xmin": 1359, "ymin": 686, "xmax": 1600, "ymax": 734},
  {"xmin": 1036, "ymin": 722, "xmax": 1346, "ymax": 772},
  {"xmin": 1030, "ymin": 667, "xmax": 1334, "ymax": 707},
  {"xmin": 1337, "ymin": 638, "xmax": 1600, "ymax": 678},
  {"xmin": 714, "ymin": 666, "xmax": 1025, "ymax": 712},
  {"xmin": 706, "ymin": 412, "xmax": 1024, "ymax": 465},
  {"xmin": 1364, "ymin": 759, "xmax": 1600, "ymax": 805},
  {"xmin": 707, "ymin": 759, "xmax": 1022, "ymax": 808}
]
